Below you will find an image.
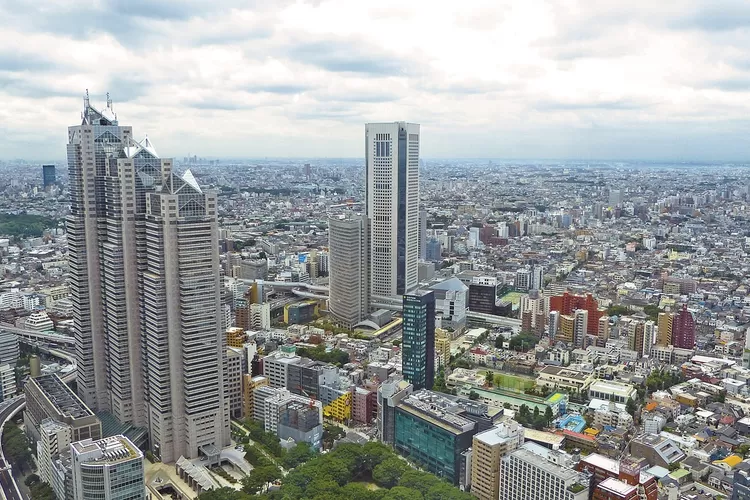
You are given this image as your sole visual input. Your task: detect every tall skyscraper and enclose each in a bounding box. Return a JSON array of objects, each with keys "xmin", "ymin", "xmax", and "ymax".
[
  {"xmin": 402, "ymin": 290, "xmax": 435, "ymax": 390},
  {"xmin": 328, "ymin": 212, "xmax": 368, "ymax": 329},
  {"xmin": 42, "ymin": 164, "xmax": 56, "ymax": 188},
  {"xmin": 365, "ymin": 122, "xmax": 420, "ymax": 299},
  {"xmin": 143, "ymin": 171, "xmax": 229, "ymax": 463},
  {"xmin": 418, "ymin": 208, "xmax": 427, "ymax": 261},
  {"xmin": 67, "ymin": 93, "xmax": 136, "ymax": 417},
  {"xmin": 67, "ymin": 94, "xmax": 228, "ymax": 463}
]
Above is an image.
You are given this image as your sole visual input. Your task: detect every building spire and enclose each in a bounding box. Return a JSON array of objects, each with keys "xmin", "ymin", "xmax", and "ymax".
[{"xmin": 106, "ymin": 92, "xmax": 112, "ymax": 109}]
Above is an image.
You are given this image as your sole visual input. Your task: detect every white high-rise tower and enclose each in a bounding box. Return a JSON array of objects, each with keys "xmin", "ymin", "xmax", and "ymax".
[
  {"xmin": 67, "ymin": 93, "xmax": 228, "ymax": 463},
  {"xmin": 365, "ymin": 122, "xmax": 420, "ymax": 299}
]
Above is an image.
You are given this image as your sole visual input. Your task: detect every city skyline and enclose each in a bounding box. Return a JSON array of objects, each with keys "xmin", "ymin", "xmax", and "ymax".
[{"xmin": 2, "ymin": 1, "xmax": 750, "ymax": 161}]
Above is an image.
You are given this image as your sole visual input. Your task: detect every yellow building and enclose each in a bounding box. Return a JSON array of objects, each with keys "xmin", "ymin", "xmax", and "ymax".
[
  {"xmin": 557, "ymin": 314, "xmax": 575, "ymax": 343},
  {"xmin": 435, "ymin": 329, "xmax": 451, "ymax": 369},
  {"xmin": 657, "ymin": 312, "xmax": 673, "ymax": 346},
  {"xmin": 226, "ymin": 327, "xmax": 246, "ymax": 348},
  {"xmin": 323, "ymin": 392, "xmax": 351, "ymax": 422},
  {"xmin": 242, "ymin": 375, "xmax": 268, "ymax": 419}
]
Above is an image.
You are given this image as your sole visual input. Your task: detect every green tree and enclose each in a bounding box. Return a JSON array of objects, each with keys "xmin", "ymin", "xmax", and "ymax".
[
  {"xmin": 469, "ymin": 390, "xmax": 479, "ymax": 400},
  {"xmin": 25, "ymin": 474, "xmax": 40, "ymax": 487},
  {"xmin": 485, "ymin": 371, "xmax": 494, "ymax": 387},
  {"xmin": 281, "ymin": 442, "xmax": 316, "ymax": 469},
  {"xmin": 494, "ymin": 335, "xmax": 506, "ymax": 349},
  {"xmin": 424, "ymin": 482, "xmax": 473, "ymax": 500},
  {"xmin": 544, "ymin": 406, "xmax": 553, "ymax": 424},
  {"xmin": 383, "ymin": 486, "xmax": 424, "ymax": 500},
  {"xmin": 29, "ymin": 482, "xmax": 60, "ymax": 500},
  {"xmin": 398, "ymin": 470, "xmax": 443, "ymax": 496},
  {"xmin": 626, "ymin": 398, "xmax": 637, "ymax": 417},
  {"xmin": 373, "ymin": 457, "xmax": 410, "ymax": 488},
  {"xmin": 242, "ymin": 466, "xmax": 282, "ymax": 494},
  {"xmin": 2, "ymin": 422, "xmax": 32, "ymax": 473},
  {"xmin": 432, "ymin": 367, "xmax": 450, "ymax": 394}
]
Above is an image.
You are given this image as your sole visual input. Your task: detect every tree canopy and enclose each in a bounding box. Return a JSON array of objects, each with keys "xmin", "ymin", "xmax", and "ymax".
[{"xmin": 198, "ymin": 442, "xmax": 472, "ymax": 500}]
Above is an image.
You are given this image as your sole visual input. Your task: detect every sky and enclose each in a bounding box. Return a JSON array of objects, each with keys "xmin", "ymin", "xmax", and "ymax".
[{"xmin": 2, "ymin": 0, "xmax": 750, "ymax": 161}]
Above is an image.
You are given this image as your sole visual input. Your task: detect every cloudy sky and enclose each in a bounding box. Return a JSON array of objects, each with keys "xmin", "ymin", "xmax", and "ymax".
[{"xmin": 2, "ymin": 0, "xmax": 750, "ymax": 161}]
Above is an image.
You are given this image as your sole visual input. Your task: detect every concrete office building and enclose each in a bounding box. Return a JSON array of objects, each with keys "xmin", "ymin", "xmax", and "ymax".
[
  {"xmin": 0, "ymin": 364, "xmax": 15, "ymax": 402},
  {"xmin": 429, "ymin": 278, "xmax": 468, "ymax": 333},
  {"xmin": 501, "ymin": 443, "xmax": 590, "ymax": 500},
  {"xmin": 71, "ymin": 435, "xmax": 145, "ymax": 500},
  {"xmin": 250, "ymin": 302, "xmax": 271, "ymax": 330},
  {"xmin": 377, "ymin": 377, "xmax": 413, "ymax": 444},
  {"xmin": 402, "ymin": 291, "xmax": 436, "ymax": 390},
  {"xmin": 226, "ymin": 348, "xmax": 244, "ymax": 419},
  {"xmin": 328, "ymin": 212, "xmax": 369, "ymax": 329},
  {"xmin": 365, "ymin": 122, "xmax": 420, "ymax": 299},
  {"xmin": 37, "ymin": 419, "xmax": 72, "ymax": 490},
  {"xmin": 263, "ymin": 346, "xmax": 302, "ymax": 389},
  {"xmin": 66, "ymin": 96, "xmax": 228, "ymax": 461},
  {"xmin": 471, "ymin": 421, "xmax": 525, "ymax": 500},
  {"xmin": 142, "ymin": 169, "xmax": 229, "ymax": 463},
  {"xmin": 418, "ymin": 209, "xmax": 427, "ymax": 261},
  {"xmin": 24, "ymin": 374, "xmax": 102, "ymax": 443},
  {"xmin": 0, "ymin": 330, "xmax": 19, "ymax": 366}
]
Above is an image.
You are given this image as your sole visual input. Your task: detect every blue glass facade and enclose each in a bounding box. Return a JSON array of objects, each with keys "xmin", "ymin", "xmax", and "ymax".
[
  {"xmin": 42, "ymin": 164, "xmax": 56, "ymax": 188},
  {"xmin": 402, "ymin": 291, "xmax": 435, "ymax": 390},
  {"xmin": 394, "ymin": 404, "xmax": 475, "ymax": 485}
]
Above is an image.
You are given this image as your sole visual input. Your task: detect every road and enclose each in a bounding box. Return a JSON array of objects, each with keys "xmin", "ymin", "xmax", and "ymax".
[
  {"xmin": 230, "ymin": 420, "xmax": 288, "ymax": 477},
  {"xmin": 0, "ymin": 397, "xmax": 26, "ymax": 500}
]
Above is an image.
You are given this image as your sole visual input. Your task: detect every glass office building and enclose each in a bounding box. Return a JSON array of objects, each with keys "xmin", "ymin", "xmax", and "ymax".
[{"xmin": 402, "ymin": 291, "xmax": 435, "ymax": 390}]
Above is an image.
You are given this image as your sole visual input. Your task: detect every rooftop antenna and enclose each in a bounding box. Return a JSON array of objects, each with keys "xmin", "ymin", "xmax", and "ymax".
[{"xmin": 84, "ymin": 89, "xmax": 90, "ymax": 108}]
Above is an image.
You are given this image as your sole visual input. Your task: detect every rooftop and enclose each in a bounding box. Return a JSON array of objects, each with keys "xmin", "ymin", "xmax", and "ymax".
[
  {"xmin": 598, "ymin": 477, "xmax": 636, "ymax": 496},
  {"xmin": 474, "ymin": 421, "xmax": 522, "ymax": 446},
  {"xmin": 540, "ymin": 365, "xmax": 590, "ymax": 381},
  {"xmin": 33, "ymin": 374, "xmax": 94, "ymax": 419},
  {"xmin": 72, "ymin": 435, "xmax": 142, "ymax": 464},
  {"xmin": 399, "ymin": 390, "xmax": 475, "ymax": 434}
]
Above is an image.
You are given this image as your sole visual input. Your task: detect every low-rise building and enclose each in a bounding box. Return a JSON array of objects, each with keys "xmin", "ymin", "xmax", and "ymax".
[
  {"xmin": 71, "ymin": 435, "xmax": 145, "ymax": 500},
  {"xmin": 24, "ymin": 374, "xmax": 101, "ymax": 443},
  {"xmin": 588, "ymin": 380, "xmax": 637, "ymax": 403},
  {"xmin": 537, "ymin": 366, "xmax": 595, "ymax": 394}
]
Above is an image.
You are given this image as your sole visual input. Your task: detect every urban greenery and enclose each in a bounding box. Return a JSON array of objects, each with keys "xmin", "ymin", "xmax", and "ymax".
[
  {"xmin": 199, "ymin": 442, "xmax": 472, "ymax": 500},
  {"xmin": 322, "ymin": 423, "xmax": 346, "ymax": 450},
  {"xmin": 513, "ymin": 404, "xmax": 554, "ymax": 430},
  {"xmin": 0, "ymin": 213, "xmax": 58, "ymax": 238},
  {"xmin": 508, "ymin": 333, "xmax": 538, "ymax": 352},
  {"xmin": 606, "ymin": 305, "xmax": 633, "ymax": 317},
  {"xmin": 2, "ymin": 421, "xmax": 32, "ymax": 473},
  {"xmin": 645, "ymin": 369, "xmax": 683, "ymax": 394},
  {"xmin": 295, "ymin": 344, "xmax": 351, "ymax": 366}
]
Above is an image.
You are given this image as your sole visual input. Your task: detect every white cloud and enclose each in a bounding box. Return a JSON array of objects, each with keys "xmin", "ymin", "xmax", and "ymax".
[{"xmin": 1, "ymin": 0, "xmax": 750, "ymax": 160}]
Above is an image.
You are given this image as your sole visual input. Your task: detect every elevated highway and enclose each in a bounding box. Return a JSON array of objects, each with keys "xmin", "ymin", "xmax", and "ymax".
[{"xmin": 0, "ymin": 397, "xmax": 26, "ymax": 500}]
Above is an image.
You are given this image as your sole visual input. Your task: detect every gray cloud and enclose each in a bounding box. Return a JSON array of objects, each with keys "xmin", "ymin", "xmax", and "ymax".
[
  {"xmin": 673, "ymin": 2, "xmax": 750, "ymax": 31},
  {"xmin": 287, "ymin": 38, "xmax": 417, "ymax": 76}
]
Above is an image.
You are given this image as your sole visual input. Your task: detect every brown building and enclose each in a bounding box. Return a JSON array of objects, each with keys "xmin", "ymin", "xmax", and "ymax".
[{"xmin": 470, "ymin": 421, "xmax": 524, "ymax": 500}]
